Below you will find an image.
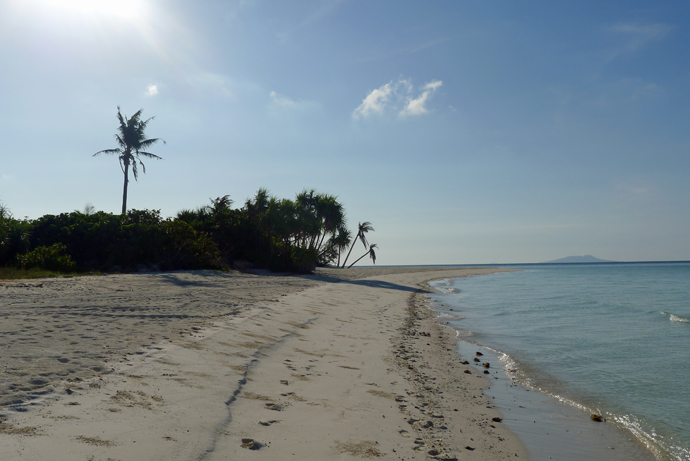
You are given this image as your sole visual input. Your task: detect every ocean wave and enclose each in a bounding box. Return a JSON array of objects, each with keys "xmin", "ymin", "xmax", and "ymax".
[
  {"xmin": 661, "ymin": 311, "xmax": 690, "ymax": 323},
  {"xmin": 434, "ymin": 286, "xmax": 460, "ymax": 294}
]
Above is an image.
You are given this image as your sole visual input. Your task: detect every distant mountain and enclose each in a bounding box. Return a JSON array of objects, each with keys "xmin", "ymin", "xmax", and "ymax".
[{"xmin": 545, "ymin": 255, "xmax": 614, "ymax": 264}]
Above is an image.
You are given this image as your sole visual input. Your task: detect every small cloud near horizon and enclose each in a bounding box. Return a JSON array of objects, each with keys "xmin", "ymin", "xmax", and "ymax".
[{"xmin": 352, "ymin": 78, "xmax": 443, "ymax": 119}]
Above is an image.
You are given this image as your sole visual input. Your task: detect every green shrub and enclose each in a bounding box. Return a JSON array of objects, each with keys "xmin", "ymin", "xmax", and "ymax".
[
  {"xmin": 160, "ymin": 220, "xmax": 221, "ymax": 270},
  {"xmin": 17, "ymin": 243, "xmax": 76, "ymax": 272}
]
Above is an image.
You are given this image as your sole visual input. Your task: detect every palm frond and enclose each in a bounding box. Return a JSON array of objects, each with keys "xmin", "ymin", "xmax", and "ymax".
[
  {"xmin": 137, "ymin": 150, "xmax": 163, "ymax": 160},
  {"xmin": 93, "ymin": 148, "xmax": 121, "ymax": 157}
]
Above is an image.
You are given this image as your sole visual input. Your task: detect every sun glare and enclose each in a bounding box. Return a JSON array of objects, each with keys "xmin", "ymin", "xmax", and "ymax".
[{"xmin": 45, "ymin": 0, "xmax": 143, "ymax": 20}]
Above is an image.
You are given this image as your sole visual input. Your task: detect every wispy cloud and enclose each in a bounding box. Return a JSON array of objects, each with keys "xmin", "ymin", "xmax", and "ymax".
[
  {"xmin": 269, "ymin": 90, "xmax": 320, "ymax": 112},
  {"xmin": 400, "ymin": 80, "xmax": 443, "ymax": 117},
  {"xmin": 270, "ymin": 91, "xmax": 295, "ymax": 106},
  {"xmin": 299, "ymin": 0, "xmax": 348, "ymax": 28},
  {"xmin": 352, "ymin": 78, "xmax": 443, "ymax": 120},
  {"xmin": 605, "ymin": 22, "xmax": 673, "ymax": 59}
]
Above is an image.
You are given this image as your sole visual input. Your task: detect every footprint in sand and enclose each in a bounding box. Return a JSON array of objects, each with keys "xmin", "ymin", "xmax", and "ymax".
[
  {"xmin": 258, "ymin": 420, "xmax": 279, "ymax": 426},
  {"xmin": 264, "ymin": 403, "xmax": 283, "ymax": 411}
]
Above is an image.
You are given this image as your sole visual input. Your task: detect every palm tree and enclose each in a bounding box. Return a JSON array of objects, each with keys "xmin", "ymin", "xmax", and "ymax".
[
  {"xmin": 341, "ymin": 221, "xmax": 374, "ymax": 268},
  {"xmin": 347, "ymin": 243, "xmax": 378, "ymax": 268},
  {"xmin": 93, "ymin": 107, "xmax": 165, "ymax": 214},
  {"xmin": 332, "ymin": 225, "xmax": 352, "ymax": 267}
]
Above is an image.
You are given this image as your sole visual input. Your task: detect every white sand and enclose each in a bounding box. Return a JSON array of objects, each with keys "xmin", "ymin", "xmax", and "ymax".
[{"xmin": 1, "ymin": 267, "xmax": 527, "ymax": 460}]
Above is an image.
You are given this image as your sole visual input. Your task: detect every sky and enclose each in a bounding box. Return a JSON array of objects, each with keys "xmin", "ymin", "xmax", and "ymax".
[{"xmin": 1, "ymin": 0, "xmax": 689, "ymax": 265}]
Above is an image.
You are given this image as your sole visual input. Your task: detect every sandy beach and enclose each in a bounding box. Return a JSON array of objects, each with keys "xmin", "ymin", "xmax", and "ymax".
[{"xmin": 0, "ymin": 267, "xmax": 527, "ymax": 460}]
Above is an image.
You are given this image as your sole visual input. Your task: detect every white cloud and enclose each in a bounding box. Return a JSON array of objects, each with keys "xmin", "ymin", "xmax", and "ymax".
[
  {"xmin": 400, "ymin": 79, "xmax": 442, "ymax": 117},
  {"xmin": 353, "ymin": 78, "xmax": 443, "ymax": 120},
  {"xmin": 146, "ymin": 84, "xmax": 159, "ymax": 96},
  {"xmin": 352, "ymin": 82, "xmax": 394, "ymax": 119},
  {"xmin": 423, "ymin": 80, "xmax": 443, "ymax": 91}
]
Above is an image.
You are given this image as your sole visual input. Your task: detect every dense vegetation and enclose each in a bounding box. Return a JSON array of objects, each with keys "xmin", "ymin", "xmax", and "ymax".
[
  {"xmin": 0, "ymin": 189, "xmax": 377, "ymax": 275},
  {"xmin": 1, "ymin": 108, "xmax": 377, "ymax": 275}
]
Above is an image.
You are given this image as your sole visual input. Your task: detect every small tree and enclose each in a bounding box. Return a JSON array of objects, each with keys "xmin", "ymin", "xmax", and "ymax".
[{"xmin": 94, "ymin": 107, "xmax": 165, "ymax": 214}]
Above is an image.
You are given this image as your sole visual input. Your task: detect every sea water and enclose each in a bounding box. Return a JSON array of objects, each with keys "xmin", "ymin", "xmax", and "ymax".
[{"xmin": 428, "ymin": 262, "xmax": 690, "ymax": 461}]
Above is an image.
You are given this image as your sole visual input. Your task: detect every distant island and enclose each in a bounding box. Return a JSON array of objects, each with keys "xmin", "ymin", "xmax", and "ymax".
[{"xmin": 545, "ymin": 255, "xmax": 614, "ymax": 264}]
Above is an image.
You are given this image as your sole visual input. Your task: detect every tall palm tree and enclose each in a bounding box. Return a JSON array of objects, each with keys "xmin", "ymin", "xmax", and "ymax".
[
  {"xmin": 93, "ymin": 107, "xmax": 165, "ymax": 214},
  {"xmin": 347, "ymin": 243, "xmax": 378, "ymax": 268},
  {"xmin": 341, "ymin": 221, "xmax": 374, "ymax": 268}
]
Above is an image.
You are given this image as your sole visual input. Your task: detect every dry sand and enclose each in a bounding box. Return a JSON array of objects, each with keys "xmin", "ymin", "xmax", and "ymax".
[{"xmin": 0, "ymin": 267, "xmax": 527, "ymax": 460}]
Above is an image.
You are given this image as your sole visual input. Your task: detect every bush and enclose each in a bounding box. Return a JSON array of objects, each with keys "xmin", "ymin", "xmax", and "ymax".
[
  {"xmin": 17, "ymin": 243, "xmax": 76, "ymax": 272},
  {"xmin": 160, "ymin": 220, "xmax": 221, "ymax": 270}
]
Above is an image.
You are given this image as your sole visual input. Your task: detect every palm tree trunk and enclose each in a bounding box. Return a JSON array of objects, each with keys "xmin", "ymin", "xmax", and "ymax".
[
  {"xmin": 341, "ymin": 234, "xmax": 359, "ymax": 268},
  {"xmin": 347, "ymin": 250, "xmax": 370, "ymax": 269},
  {"xmin": 121, "ymin": 162, "xmax": 129, "ymax": 215}
]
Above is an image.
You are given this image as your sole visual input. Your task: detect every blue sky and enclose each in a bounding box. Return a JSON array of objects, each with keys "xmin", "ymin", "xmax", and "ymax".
[{"xmin": 2, "ymin": 0, "xmax": 689, "ymax": 264}]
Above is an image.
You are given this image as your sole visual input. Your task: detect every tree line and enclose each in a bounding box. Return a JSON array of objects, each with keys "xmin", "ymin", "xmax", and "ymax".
[
  {"xmin": 0, "ymin": 108, "xmax": 377, "ymax": 274},
  {"xmin": 0, "ymin": 191, "xmax": 375, "ymax": 274}
]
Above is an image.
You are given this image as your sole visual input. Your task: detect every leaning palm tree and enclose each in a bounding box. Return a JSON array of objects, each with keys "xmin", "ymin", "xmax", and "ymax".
[
  {"xmin": 347, "ymin": 243, "xmax": 378, "ymax": 268},
  {"xmin": 93, "ymin": 107, "xmax": 165, "ymax": 214},
  {"xmin": 341, "ymin": 221, "xmax": 374, "ymax": 268}
]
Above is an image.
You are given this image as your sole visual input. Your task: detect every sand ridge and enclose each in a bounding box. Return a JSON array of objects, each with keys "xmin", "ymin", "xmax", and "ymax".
[{"xmin": 0, "ymin": 267, "xmax": 527, "ymax": 460}]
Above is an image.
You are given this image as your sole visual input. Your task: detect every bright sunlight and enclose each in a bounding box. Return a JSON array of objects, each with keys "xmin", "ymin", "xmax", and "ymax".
[{"xmin": 44, "ymin": 0, "xmax": 143, "ymax": 20}]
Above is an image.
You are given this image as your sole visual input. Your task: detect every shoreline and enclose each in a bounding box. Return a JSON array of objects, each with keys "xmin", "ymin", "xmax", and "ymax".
[
  {"xmin": 426, "ymin": 274, "xmax": 659, "ymax": 461},
  {"xmin": 0, "ymin": 266, "xmax": 651, "ymax": 460}
]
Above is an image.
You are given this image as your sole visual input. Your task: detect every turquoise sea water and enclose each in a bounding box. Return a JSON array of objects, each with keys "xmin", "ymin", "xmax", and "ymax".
[{"xmin": 428, "ymin": 262, "xmax": 690, "ymax": 461}]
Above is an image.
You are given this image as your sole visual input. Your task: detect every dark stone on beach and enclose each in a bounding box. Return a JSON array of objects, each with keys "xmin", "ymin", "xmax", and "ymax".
[
  {"xmin": 460, "ymin": 360, "xmax": 469, "ymax": 365},
  {"xmin": 483, "ymin": 370, "xmax": 490, "ymax": 374},
  {"xmin": 492, "ymin": 417, "xmax": 503, "ymax": 422},
  {"xmin": 473, "ymin": 358, "xmax": 480, "ymax": 362},
  {"xmin": 591, "ymin": 414, "xmax": 603, "ymax": 422},
  {"xmin": 464, "ymin": 369, "xmax": 472, "ymax": 374},
  {"xmin": 475, "ymin": 352, "xmax": 483, "ymax": 356},
  {"xmin": 465, "ymin": 446, "xmax": 475, "ymax": 451},
  {"xmin": 483, "ymin": 362, "xmax": 490, "ymax": 368}
]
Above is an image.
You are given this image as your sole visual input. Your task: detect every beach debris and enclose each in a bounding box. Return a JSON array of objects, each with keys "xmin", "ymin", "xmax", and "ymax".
[
  {"xmin": 591, "ymin": 413, "xmax": 604, "ymax": 422},
  {"xmin": 279, "ymin": 379, "xmax": 289, "ymax": 385},
  {"xmin": 465, "ymin": 446, "xmax": 475, "ymax": 451},
  {"xmin": 264, "ymin": 403, "xmax": 283, "ymax": 411},
  {"xmin": 483, "ymin": 362, "xmax": 490, "ymax": 368},
  {"xmin": 460, "ymin": 360, "xmax": 469, "ymax": 365},
  {"xmin": 483, "ymin": 370, "xmax": 490, "ymax": 374},
  {"xmin": 473, "ymin": 358, "xmax": 480, "ymax": 362},
  {"xmin": 464, "ymin": 369, "xmax": 472, "ymax": 374},
  {"xmin": 475, "ymin": 352, "xmax": 483, "ymax": 356},
  {"xmin": 241, "ymin": 438, "xmax": 261, "ymax": 449},
  {"xmin": 492, "ymin": 417, "xmax": 503, "ymax": 423}
]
